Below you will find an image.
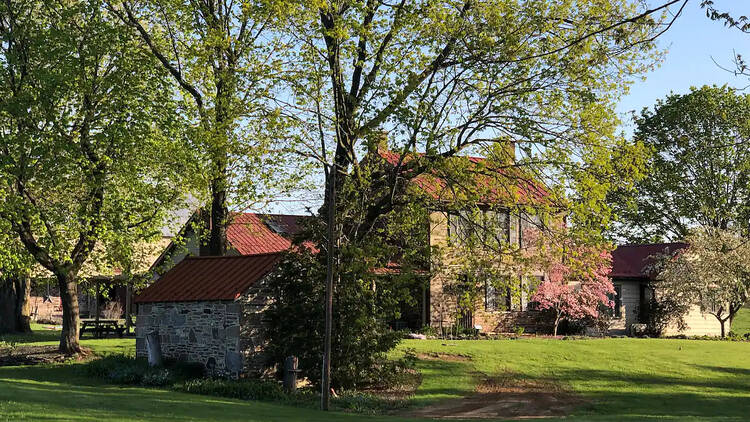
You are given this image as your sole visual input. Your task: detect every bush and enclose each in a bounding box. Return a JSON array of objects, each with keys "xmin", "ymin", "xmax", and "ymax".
[
  {"xmin": 81, "ymin": 355, "xmax": 204, "ymax": 387},
  {"xmin": 173, "ymin": 378, "xmax": 295, "ymax": 402},
  {"xmin": 333, "ymin": 390, "xmax": 408, "ymax": 414},
  {"xmin": 264, "ymin": 249, "xmax": 408, "ymax": 389}
]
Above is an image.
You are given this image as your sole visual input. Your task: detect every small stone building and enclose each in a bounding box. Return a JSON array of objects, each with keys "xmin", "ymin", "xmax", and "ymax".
[{"xmin": 134, "ymin": 253, "xmax": 280, "ymax": 376}]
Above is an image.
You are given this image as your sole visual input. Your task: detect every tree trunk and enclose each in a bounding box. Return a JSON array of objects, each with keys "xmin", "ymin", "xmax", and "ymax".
[
  {"xmin": 0, "ymin": 274, "xmax": 32, "ymax": 334},
  {"xmin": 56, "ymin": 272, "xmax": 82, "ymax": 354},
  {"xmin": 206, "ymin": 175, "xmax": 228, "ymax": 256},
  {"xmin": 553, "ymin": 312, "xmax": 562, "ymax": 337},
  {"xmin": 720, "ymin": 319, "xmax": 727, "ymax": 338}
]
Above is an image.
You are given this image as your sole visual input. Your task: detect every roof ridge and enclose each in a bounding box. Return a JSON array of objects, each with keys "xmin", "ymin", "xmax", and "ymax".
[
  {"xmin": 618, "ymin": 242, "xmax": 688, "ymax": 248},
  {"xmin": 231, "ymin": 211, "xmax": 310, "ymax": 218},
  {"xmin": 184, "ymin": 252, "xmax": 284, "ymax": 260}
]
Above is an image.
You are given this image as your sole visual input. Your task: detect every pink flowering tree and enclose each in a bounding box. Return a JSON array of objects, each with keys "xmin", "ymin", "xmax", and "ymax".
[{"xmin": 526, "ymin": 230, "xmax": 615, "ymax": 336}]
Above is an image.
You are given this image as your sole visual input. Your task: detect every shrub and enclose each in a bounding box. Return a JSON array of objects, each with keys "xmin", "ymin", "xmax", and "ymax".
[
  {"xmin": 173, "ymin": 378, "xmax": 292, "ymax": 402},
  {"xmin": 81, "ymin": 355, "xmax": 204, "ymax": 386},
  {"xmin": 264, "ymin": 249, "xmax": 408, "ymax": 389},
  {"xmin": 333, "ymin": 390, "xmax": 408, "ymax": 414}
]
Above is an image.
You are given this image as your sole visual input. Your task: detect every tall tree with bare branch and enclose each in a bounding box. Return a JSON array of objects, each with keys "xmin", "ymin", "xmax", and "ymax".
[
  {"xmin": 109, "ymin": 0, "xmax": 303, "ymax": 256},
  {"xmin": 271, "ymin": 0, "xmax": 686, "ymax": 407}
]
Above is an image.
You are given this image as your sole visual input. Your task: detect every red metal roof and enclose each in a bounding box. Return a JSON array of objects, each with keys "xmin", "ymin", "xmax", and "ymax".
[
  {"xmin": 227, "ymin": 213, "xmax": 309, "ymax": 255},
  {"xmin": 135, "ymin": 253, "xmax": 280, "ymax": 303},
  {"xmin": 610, "ymin": 242, "xmax": 688, "ymax": 279},
  {"xmin": 378, "ymin": 150, "xmax": 550, "ymax": 204}
]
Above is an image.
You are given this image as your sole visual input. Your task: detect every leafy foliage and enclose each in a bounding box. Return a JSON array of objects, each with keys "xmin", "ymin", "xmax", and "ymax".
[
  {"xmin": 0, "ymin": 0, "xmax": 196, "ymax": 352},
  {"xmin": 109, "ymin": 0, "xmax": 307, "ymax": 255},
  {"xmin": 610, "ymin": 85, "xmax": 750, "ymax": 242},
  {"xmin": 652, "ymin": 228, "xmax": 750, "ymax": 337},
  {"xmin": 528, "ymin": 229, "xmax": 615, "ymax": 336},
  {"xmin": 81, "ymin": 354, "xmax": 205, "ymax": 386},
  {"xmin": 263, "ymin": 245, "xmax": 417, "ymax": 389}
]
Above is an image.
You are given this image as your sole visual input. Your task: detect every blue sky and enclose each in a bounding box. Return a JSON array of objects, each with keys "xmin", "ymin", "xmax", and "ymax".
[{"xmin": 617, "ymin": 1, "xmax": 750, "ymax": 132}]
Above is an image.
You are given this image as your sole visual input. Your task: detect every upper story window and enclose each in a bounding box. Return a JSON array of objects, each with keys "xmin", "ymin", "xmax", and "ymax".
[{"xmin": 447, "ymin": 209, "xmax": 510, "ymax": 245}]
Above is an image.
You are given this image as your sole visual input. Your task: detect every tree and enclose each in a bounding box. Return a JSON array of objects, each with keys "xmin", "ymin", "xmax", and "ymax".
[
  {"xmin": 610, "ymin": 86, "xmax": 750, "ymax": 242},
  {"xmin": 0, "ymin": 223, "xmax": 32, "ymax": 334},
  {"xmin": 0, "ymin": 0, "xmax": 194, "ymax": 353},
  {"xmin": 264, "ymin": 162, "xmax": 430, "ymax": 389},
  {"xmin": 527, "ymin": 230, "xmax": 615, "ymax": 336},
  {"xmin": 274, "ymin": 0, "xmax": 681, "ymax": 407},
  {"xmin": 108, "ymin": 0, "xmax": 303, "ymax": 256},
  {"xmin": 653, "ymin": 228, "xmax": 750, "ymax": 337},
  {"xmin": 702, "ymin": 1, "xmax": 750, "ymax": 77}
]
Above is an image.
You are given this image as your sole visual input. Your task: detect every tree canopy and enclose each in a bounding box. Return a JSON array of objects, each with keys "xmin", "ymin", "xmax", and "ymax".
[
  {"xmin": 611, "ymin": 85, "xmax": 750, "ymax": 242},
  {"xmin": 0, "ymin": 0, "xmax": 195, "ymax": 352},
  {"xmin": 653, "ymin": 228, "xmax": 750, "ymax": 337},
  {"xmin": 109, "ymin": 0, "xmax": 307, "ymax": 255}
]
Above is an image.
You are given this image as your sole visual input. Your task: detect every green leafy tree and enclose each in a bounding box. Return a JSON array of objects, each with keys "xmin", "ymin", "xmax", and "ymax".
[
  {"xmin": 271, "ymin": 0, "xmax": 674, "ymax": 399},
  {"xmin": 0, "ymin": 222, "xmax": 33, "ymax": 334},
  {"xmin": 611, "ymin": 86, "xmax": 750, "ymax": 242},
  {"xmin": 0, "ymin": 0, "xmax": 194, "ymax": 353},
  {"xmin": 653, "ymin": 228, "xmax": 750, "ymax": 337},
  {"xmin": 109, "ymin": 0, "xmax": 304, "ymax": 255},
  {"xmin": 264, "ymin": 161, "xmax": 430, "ymax": 389}
]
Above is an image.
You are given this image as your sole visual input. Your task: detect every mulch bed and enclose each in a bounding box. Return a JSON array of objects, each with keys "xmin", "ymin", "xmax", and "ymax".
[{"xmin": 0, "ymin": 345, "xmax": 85, "ymax": 366}]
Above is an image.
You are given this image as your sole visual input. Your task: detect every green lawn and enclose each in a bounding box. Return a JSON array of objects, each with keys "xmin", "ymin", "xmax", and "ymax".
[
  {"xmin": 2, "ymin": 327, "xmax": 750, "ymax": 421},
  {"xmin": 399, "ymin": 338, "xmax": 750, "ymax": 420},
  {"xmin": 732, "ymin": 306, "xmax": 750, "ymax": 335}
]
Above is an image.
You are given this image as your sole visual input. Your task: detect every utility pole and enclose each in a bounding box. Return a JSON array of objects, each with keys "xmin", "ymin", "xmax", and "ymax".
[{"xmin": 321, "ymin": 165, "xmax": 336, "ymax": 411}]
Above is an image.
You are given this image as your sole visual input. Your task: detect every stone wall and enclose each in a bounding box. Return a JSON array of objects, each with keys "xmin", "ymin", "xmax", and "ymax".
[
  {"xmin": 238, "ymin": 276, "xmax": 273, "ymax": 376},
  {"xmin": 135, "ymin": 274, "xmax": 274, "ymax": 377},
  {"xmin": 136, "ymin": 300, "xmax": 243, "ymax": 376}
]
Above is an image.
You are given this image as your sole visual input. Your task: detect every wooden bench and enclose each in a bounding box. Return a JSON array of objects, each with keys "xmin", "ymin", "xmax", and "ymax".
[{"xmin": 80, "ymin": 319, "xmax": 126, "ymax": 339}]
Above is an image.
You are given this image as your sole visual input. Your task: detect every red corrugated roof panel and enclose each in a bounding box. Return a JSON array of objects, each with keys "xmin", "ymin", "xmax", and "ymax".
[
  {"xmin": 135, "ymin": 253, "xmax": 281, "ymax": 303},
  {"xmin": 227, "ymin": 213, "xmax": 309, "ymax": 255},
  {"xmin": 609, "ymin": 242, "xmax": 688, "ymax": 279}
]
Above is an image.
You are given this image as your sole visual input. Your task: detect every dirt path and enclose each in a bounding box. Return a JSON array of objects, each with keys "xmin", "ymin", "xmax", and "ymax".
[
  {"xmin": 408, "ymin": 390, "xmax": 581, "ymax": 419},
  {"xmin": 406, "ymin": 355, "xmax": 583, "ymax": 420}
]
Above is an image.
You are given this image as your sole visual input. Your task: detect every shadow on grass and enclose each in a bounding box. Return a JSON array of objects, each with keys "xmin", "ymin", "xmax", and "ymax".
[
  {"xmin": 524, "ymin": 367, "xmax": 750, "ymax": 420},
  {"xmin": 692, "ymin": 364, "xmax": 750, "ymax": 377},
  {"xmin": 0, "ymin": 365, "xmax": 422, "ymax": 422},
  {"xmin": 1, "ymin": 328, "xmax": 61, "ymax": 345}
]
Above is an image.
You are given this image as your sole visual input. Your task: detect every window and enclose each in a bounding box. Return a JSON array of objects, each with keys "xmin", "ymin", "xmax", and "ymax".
[
  {"xmin": 526, "ymin": 275, "xmax": 544, "ymax": 311},
  {"xmin": 448, "ymin": 209, "xmax": 510, "ymax": 244},
  {"xmin": 484, "ymin": 275, "xmax": 515, "ymax": 312},
  {"xmin": 609, "ymin": 284, "xmax": 622, "ymax": 318},
  {"xmin": 484, "ymin": 279, "xmax": 497, "ymax": 311}
]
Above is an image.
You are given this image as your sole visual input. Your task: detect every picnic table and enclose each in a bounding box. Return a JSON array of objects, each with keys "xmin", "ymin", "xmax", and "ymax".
[{"xmin": 80, "ymin": 319, "xmax": 126, "ymax": 339}]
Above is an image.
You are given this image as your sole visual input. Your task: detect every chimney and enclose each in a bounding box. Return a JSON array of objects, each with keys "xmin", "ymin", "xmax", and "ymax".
[
  {"xmin": 366, "ymin": 130, "xmax": 389, "ymax": 154},
  {"xmin": 494, "ymin": 138, "xmax": 515, "ymax": 165}
]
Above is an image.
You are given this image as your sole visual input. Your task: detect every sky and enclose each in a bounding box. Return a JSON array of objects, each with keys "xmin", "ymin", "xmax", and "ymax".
[{"xmin": 617, "ymin": 1, "xmax": 750, "ymax": 132}]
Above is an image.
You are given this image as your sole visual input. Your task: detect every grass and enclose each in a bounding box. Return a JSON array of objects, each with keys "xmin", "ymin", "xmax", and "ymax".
[
  {"xmin": 0, "ymin": 323, "xmax": 134, "ymax": 356},
  {"xmin": 398, "ymin": 338, "xmax": 750, "ymax": 421},
  {"xmin": 2, "ymin": 326, "xmax": 750, "ymax": 421},
  {"xmin": 731, "ymin": 305, "xmax": 750, "ymax": 335}
]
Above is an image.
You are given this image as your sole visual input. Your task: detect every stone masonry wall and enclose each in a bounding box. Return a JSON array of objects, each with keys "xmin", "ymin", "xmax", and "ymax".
[
  {"xmin": 136, "ymin": 300, "xmax": 243, "ymax": 376},
  {"xmin": 238, "ymin": 276, "xmax": 273, "ymax": 376}
]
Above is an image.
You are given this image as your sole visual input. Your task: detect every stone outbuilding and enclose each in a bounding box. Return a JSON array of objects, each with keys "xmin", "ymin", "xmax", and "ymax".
[{"xmin": 134, "ymin": 253, "xmax": 280, "ymax": 376}]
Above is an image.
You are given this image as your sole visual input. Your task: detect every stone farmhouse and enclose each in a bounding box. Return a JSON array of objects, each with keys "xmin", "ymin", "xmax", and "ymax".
[{"xmin": 134, "ymin": 152, "xmax": 724, "ymax": 376}]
